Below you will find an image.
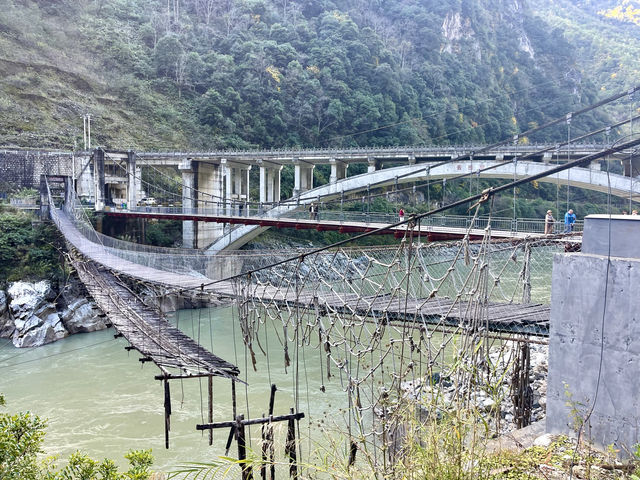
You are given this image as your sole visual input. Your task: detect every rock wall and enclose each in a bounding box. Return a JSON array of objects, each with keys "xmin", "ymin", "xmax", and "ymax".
[{"xmin": 0, "ymin": 279, "xmax": 110, "ymax": 348}]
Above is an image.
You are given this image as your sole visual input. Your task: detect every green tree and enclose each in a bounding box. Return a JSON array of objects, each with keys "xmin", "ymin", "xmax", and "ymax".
[{"xmin": 0, "ymin": 394, "xmax": 154, "ymax": 480}]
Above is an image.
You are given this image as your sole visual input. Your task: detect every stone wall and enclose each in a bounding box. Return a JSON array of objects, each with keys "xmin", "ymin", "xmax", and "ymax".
[
  {"xmin": 0, "ymin": 150, "xmax": 74, "ymax": 190},
  {"xmin": 546, "ymin": 215, "xmax": 640, "ymax": 457}
]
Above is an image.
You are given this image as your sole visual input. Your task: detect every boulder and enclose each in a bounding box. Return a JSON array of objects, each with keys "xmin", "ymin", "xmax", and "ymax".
[
  {"xmin": 61, "ymin": 298, "xmax": 110, "ymax": 334},
  {"xmin": 7, "ymin": 282, "xmax": 69, "ymax": 347},
  {"xmin": 0, "ymin": 290, "xmax": 6, "ymax": 316},
  {"xmin": 12, "ymin": 303, "xmax": 68, "ymax": 348},
  {"xmin": 8, "ymin": 281, "xmax": 52, "ymax": 318}
]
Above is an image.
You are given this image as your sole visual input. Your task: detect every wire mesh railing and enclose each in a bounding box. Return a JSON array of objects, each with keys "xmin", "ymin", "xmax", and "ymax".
[{"xmin": 117, "ymin": 203, "xmax": 584, "ymax": 235}]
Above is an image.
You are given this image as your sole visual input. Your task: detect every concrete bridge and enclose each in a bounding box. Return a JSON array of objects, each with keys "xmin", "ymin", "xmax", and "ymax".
[
  {"xmin": 4, "ymin": 142, "xmax": 639, "ymax": 249},
  {"xmin": 77, "ymin": 145, "xmax": 638, "ymax": 249},
  {"xmin": 193, "ymin": 159, "xmax": 634, "ymax": 251}
]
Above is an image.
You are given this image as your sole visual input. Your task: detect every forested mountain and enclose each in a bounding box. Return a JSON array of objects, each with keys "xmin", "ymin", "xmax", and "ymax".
[{"xmin": 0, "ymin": 0, "xmax": 637, "ymax": 150}]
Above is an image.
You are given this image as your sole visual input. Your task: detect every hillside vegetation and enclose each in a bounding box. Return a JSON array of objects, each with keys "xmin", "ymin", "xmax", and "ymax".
[{"xmin": 2, "ymin": 0, "xmax": 636, "ymax": 151}]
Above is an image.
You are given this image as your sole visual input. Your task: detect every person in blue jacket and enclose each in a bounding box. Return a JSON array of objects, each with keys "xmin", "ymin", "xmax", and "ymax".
[{"xmin": 564, "ymin": 209, "xmax": 576, "ymax": 233}]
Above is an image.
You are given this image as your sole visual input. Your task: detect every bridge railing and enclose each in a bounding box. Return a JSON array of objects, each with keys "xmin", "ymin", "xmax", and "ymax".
[{"xmin": 120, "ymin": 204, "xmax": 584, "ymax": 235}]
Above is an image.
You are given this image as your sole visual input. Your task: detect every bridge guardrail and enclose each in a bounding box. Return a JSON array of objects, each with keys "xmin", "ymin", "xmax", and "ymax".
[{"xmin": 119, "ymin": 205, "xmax": 584, "ymax": 235}]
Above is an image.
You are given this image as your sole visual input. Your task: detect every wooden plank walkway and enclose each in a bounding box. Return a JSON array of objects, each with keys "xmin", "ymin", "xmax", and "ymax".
[
  {"xmin": 57, "ymin": 211, "xmax": 239, "ymax": 378},
  {"xmin": 71, "ymin": 258, "xmax": 239, "ymax": 378},
  {"xmin": 247, "ymin": 286, "xmax": 549, "ymax": 337},
  {"xmin": 56, "ymin": 210, "xmax": 550, "ymax": 338}
]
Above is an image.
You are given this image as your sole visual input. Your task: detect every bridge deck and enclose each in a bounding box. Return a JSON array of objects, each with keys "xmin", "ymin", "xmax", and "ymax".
[
  {"xmin": 251, "ymin": 287, "xmax": 549, "ymax": 337},
  {"xmin": 57, "ymin": 210, "xmax": 239, "ymax": 377},
  {"xmin": 106, "ymin": 209, "xmax": 543, "ymax": 241},
  {"xmin": 56, "ymin": 209, "xmax": 550, "ymax": 337},
  {"xmin": 72, "ymin": 258, "xmax": 239, "ymax": 378}
]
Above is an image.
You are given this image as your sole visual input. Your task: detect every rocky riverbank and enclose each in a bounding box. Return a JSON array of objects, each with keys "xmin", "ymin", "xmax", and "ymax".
[
  {"xmin": 400, "ymin": 341, "xmax": 548, "ymax": 435},
  {"xmin": 0, "ymin": 279, "xmax": 109, "ymax": 348}
]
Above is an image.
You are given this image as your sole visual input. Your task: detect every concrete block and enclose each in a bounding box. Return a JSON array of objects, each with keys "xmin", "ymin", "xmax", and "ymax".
[
  {"xmin": 547, "ymin": 249, "xmax": 640, "ymax": 457},
  {"xmin": 582, "ymin": 215, "xmax": 640, "ymax": 258}
]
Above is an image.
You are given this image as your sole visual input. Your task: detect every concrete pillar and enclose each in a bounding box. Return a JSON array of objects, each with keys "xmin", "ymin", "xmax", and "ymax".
[
  {"xmin": 179, "ymin": 159, "xmax": 195, "ymax": 248},
  {"xmin": 408, "ymin": 154, "xmax": 416, "ymax": 165},
  {"xmin": 75, "ymin": 154, "xmax": 94, "ymax": 202},
  {"xmin": 196, "ymin": 162, "xmax": 224, "ymax": 248},
  {"xmin": 329, "ymin": 158, "xmax": 348, "ymax": 184},
  {"xmin": 260, "ymin": 165, "xmax": 282, "ymax": 205},
  {"xmin": 135, "ymin": 166, "xmax": 143, "ymax": 199},
  {"xmin": 293, "ymin": 160, "xmax": 314, "ymax": 196},
  {"xmin": 543, "ymin": 152, "xmax": 552, "ymax": 164},
  {"xmin": 367, "ymin": 156, "xmax": 376, "ymax": 173},
  {"xmin": 93, "ymin": 148, "xmax": 106, "ymax": 211},
  {"xmin": 127, "ymin": 151, "xmax": 137, "ymax": 208},
  {"xmin": 547, "ymin": 215, "xmax": 640, "ymax": 458},
  {"xmin": 260, "ymin": 165, "xmax": 267, "ymax": 205},
  {"xmin": 243, "ymin": 167, "xmax": 251, "ymax": 202}
]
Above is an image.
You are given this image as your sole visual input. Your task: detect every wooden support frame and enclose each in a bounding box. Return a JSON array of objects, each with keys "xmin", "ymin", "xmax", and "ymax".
[{"xmin": 196, "ymin": 384, "xmax": 304, "ymax": 480}]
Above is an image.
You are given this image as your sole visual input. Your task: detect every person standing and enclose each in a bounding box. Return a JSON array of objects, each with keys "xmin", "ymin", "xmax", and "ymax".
[
  {"xmin": 564, "ymin": 209, "xmax": 576, "ymax": 233},
  {"xmin": 399, "ymin": 207, "xmax": 405, "ymax": 222},
  {"xmin": 544, "ymin": 210, "xmax": 555, "ymax": 234}
]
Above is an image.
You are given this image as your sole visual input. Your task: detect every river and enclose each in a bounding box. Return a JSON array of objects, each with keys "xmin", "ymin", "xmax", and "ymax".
[{"xmin": 0, "ymin": 306, "xmax": 346, "ymax": 473}]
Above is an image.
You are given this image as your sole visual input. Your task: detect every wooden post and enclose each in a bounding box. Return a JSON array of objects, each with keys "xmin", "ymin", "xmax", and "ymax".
[
  {"xmin": 285, "ymin": 408, "xmax": 298, "ymax": 479},
  {"xmin": 348, "ymin": 440, "xmax": 357, "ymax": 467},
  {"xmin": 208, "ymin": 376, "xmax": 213, "ymax": 446},
  {"xmin": 236, "ymin": 414, "xmax": 253, "ymax": 480},
  {"xmin": 164, "ymin": 379, "xmax": 171, "ymax": 449}
]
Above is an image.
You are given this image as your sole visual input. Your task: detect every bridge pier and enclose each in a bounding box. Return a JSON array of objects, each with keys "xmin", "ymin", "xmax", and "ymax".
[
  {"xmin": 126, "ymin": 151, "xmax": 138, "ymax": 208},
  {"xmin": 179, "ymin": 159, "xmax": 196, "ymax": 248},
  {"xmin": 329, "ymin": 158, "xmax": 348, "ymax": 184},
  {"xmin": 93, "ymin": 149, "xmax": 106, "ymax": 211},
  {"xmin": 259, "ymin": 164, "xmax": 282, "ymax": 207},
  {"xmin": 224, "ymin": 161, "xmax": 251, "ymax": 215},
  {"xmin": 196, "ymin": 162, "xmax": 224, "ymax": 248},
  {"xmin": 367, "ymin": 156, "xmax": 377, "ymax": 173},
  {"xmin": 293, "ymin": 160, "xmax": 314, "ymax": 197}
]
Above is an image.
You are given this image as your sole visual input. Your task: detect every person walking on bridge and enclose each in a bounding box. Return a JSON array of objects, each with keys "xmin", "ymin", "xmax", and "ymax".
[
  {"xmin": 564, "ymin": 209, "xmax": 576, "ymax": 233},
  {"xmin": 544, "ymin": 210, "xmax": 555, "ymax": 234}
]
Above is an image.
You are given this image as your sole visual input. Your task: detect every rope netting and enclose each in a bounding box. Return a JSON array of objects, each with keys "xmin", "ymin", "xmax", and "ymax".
[
  {"xmin": 53, "ymin": 180, "xmax": 566, "ymax": 474},
  {"xmin": 221, "ymin": 208, "xmax": 561, "ymax": 472}
]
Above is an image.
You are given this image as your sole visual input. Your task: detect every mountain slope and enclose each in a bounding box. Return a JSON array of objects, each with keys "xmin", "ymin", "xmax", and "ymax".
[{"xmin": 0, "ymin": 0, "xmax": 631, "ymax": 150}]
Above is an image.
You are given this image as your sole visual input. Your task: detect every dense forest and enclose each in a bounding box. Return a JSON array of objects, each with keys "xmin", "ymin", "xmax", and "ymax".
[{"xmin": 2, "ymin": 0, "xmax": 639, "ymax": 151}]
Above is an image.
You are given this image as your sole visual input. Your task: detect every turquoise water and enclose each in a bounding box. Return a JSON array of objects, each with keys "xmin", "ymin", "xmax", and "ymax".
[{"xmin": 0, "ymin": 306, "xmax": 346, "ymax": 473}]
